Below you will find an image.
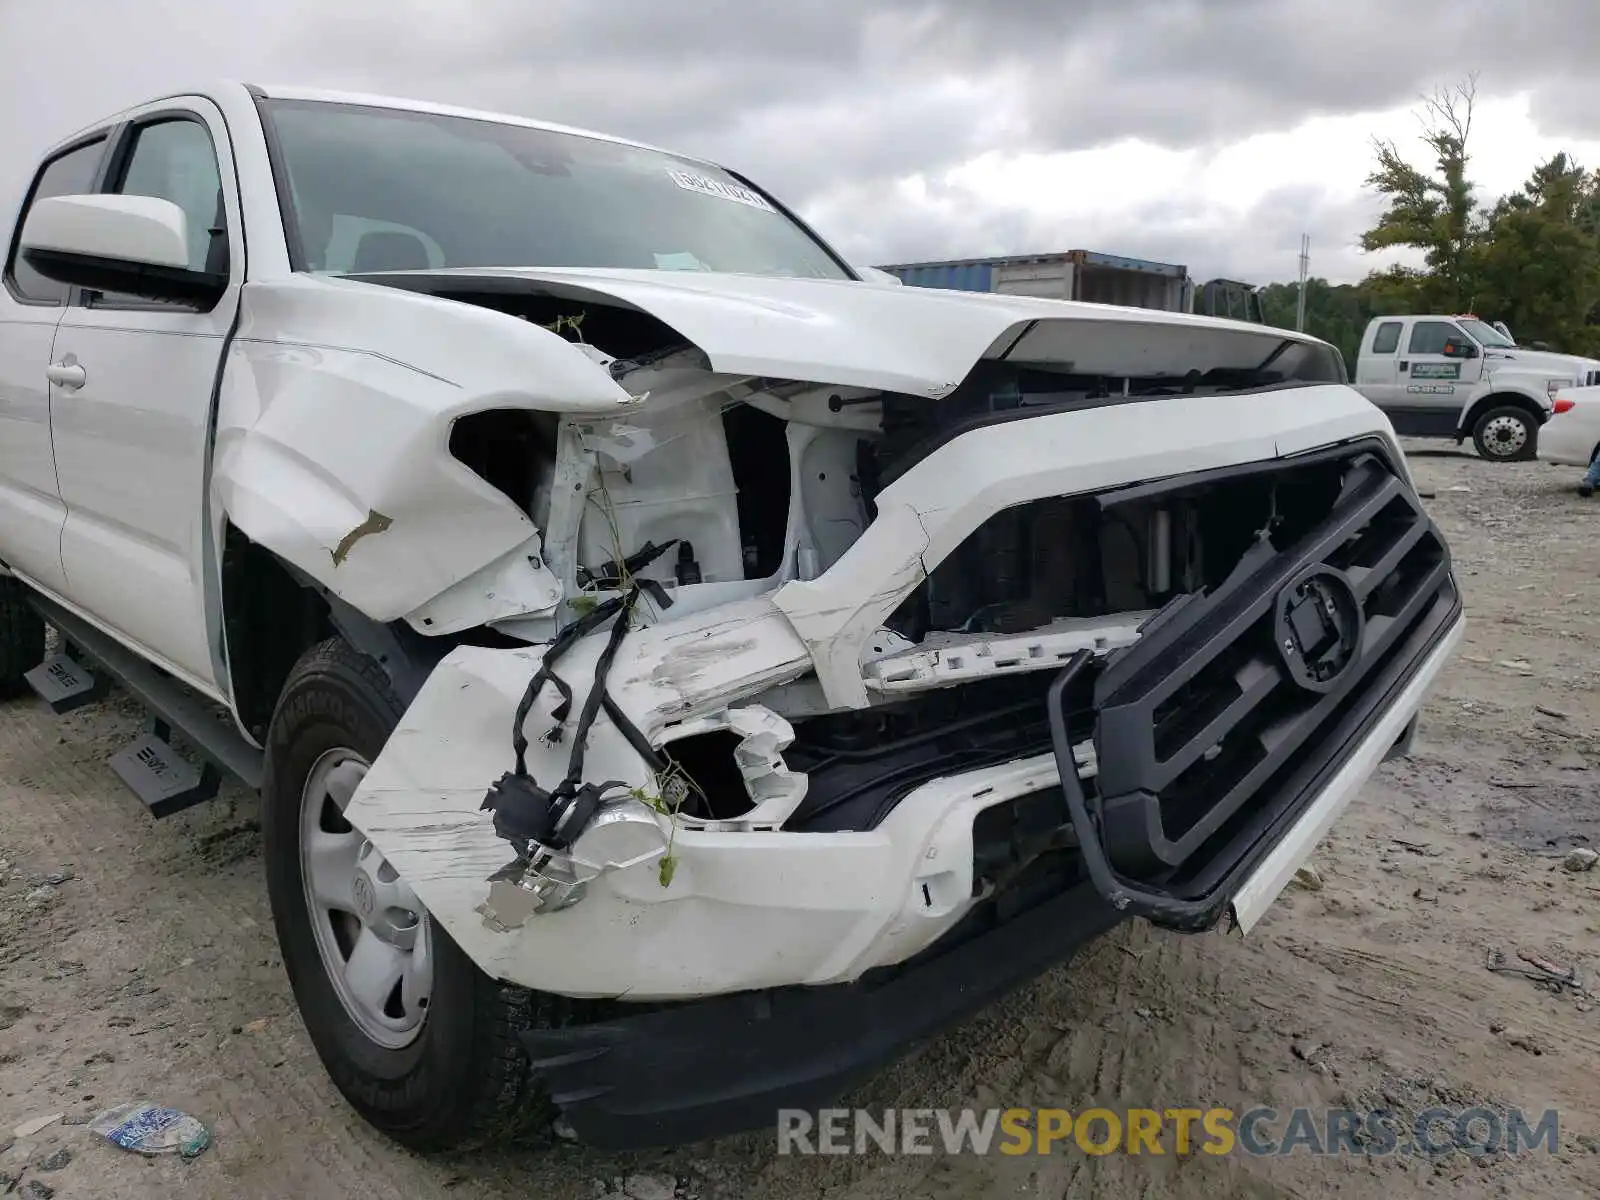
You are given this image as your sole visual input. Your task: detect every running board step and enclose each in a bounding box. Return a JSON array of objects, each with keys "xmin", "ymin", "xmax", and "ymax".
[
  {"xmin": 22, "ymin": 593, "xmax": 263, "ymax": 793},
  {"xmin": 109, "ymin": 720, "xmax": 221, "ymax": 817},
  {"xmin": 24, "ymin": 652, "xmax": 106, "ymax": 713}
]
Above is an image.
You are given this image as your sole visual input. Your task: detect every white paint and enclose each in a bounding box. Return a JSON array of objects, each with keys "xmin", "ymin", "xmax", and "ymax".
[
  {"xmin": 19, "ymin": 194, "xmax": 193, "ymax": 270},
  {"xmin": 1539, "ymin": 385, "xmax": 1600, "ymax": 467},
  {"xmin": 0, "ymin": 82, "xmax": 1466, "ymax": 1008},
  {"xmin": 774, "ymin": 382, "xmax": 1393, "ymax": 709},
  {"xmin": 344, "ymin": 389, "xmax": 1436, "ymax": 999},
  {"xmin": 0, "ymin": 312, "xmax": 71, "ymax": 596},
  {"xmin": 1229, "ymin": 616, "xmax": 1465, "ymax": 934},
  {"xmin": 863, "ymin": 614, "xmax": 1152, "ymax": 693},
  {"xmin": 1353, "ymin": 314, "xmax": 1600, "ymax": 438},
  {"xmin": 353, "ymin": 264, "xmax": 1333, "ymax": 401},
  {"xmin": 660, "ymin": 705, "xmax": 808, "ymax": 829},
  {"xmin": 403, "ymin": 534, "xmax": 563, "ymax": 636},
  {"xmin": 48, "ymin": 94, "xmax": 245, "ymax": 691}
]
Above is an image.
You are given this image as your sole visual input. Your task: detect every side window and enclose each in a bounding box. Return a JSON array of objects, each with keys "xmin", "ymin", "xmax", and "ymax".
[
  {"xmin": 112, "ymin": 119, "xmax": 226, "ymax": 274},
  {"xmin": 4, "ymin": 138, "xmax": 108, "ymax": 304},
  {"xmin": 1371, "ymin": 321, "xmax": 1402, "ymax": 355},
  {"xmin": 88, "ymin": 118, "xmax": 227, "ymax": 309},
  {"xmin": 1407, "ymin": 321, "xmax": 1464, "ymax": 355}
]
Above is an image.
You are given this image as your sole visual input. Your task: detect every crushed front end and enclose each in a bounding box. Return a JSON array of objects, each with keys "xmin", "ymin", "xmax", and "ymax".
[{"xmin": 338, "ymin": 295, "xmax": 1462, "ymax": 1149}]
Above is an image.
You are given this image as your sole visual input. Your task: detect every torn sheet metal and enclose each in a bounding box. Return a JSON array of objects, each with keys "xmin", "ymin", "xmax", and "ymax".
[
  {"xmin": 775, "ymin": 383, "xmax": 1388, "ymax": 709},
  {"xmin": 213, "ymin": 276, "xmax": 640, "ymax": 624},
  {"xmin": 404, "ymin": 534, "xmax": 563, "ymax": 636},
  {"xmin": 661, "ymin": 705, "xmax": 808, "ymax": 830},
  {"xmin": 344, "ymin": 615, "xmax": 1076, "ymax": 998}
]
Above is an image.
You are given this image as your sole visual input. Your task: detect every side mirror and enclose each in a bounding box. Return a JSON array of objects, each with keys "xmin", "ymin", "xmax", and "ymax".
[
  {"xmin": 1442, "ymin": 340, "xmax": 1477, "ymax": 359},
  {"xmin": 19, "ymin": 194, "xmax": 227, "ymax": 306},
  {"xmin": 856, "ymin": 266, "xmax": 904, "ymax": 287}
]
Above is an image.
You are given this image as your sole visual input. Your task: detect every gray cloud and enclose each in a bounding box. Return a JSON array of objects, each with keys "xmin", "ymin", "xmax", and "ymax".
[{"xmin": 2, "ymin": 0, "xmax": 1594, "ymax": 283}]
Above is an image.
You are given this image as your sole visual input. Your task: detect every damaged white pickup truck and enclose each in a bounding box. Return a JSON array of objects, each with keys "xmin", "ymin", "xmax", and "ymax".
[{"xmin": 0, "ymin": 83, "xmax": 1464, "ymax": 1152}]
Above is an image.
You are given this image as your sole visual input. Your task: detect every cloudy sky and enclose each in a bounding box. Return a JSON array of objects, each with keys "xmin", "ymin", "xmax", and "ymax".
[{"xmin": 5, "ymin": 0, "xmax": 1600, "ymax": 285}]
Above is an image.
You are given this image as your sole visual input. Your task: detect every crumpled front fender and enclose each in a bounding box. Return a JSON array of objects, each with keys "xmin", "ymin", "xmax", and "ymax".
[{"xmin": 211, "ymin": 276, "xmax": 637, "ymax": 624}]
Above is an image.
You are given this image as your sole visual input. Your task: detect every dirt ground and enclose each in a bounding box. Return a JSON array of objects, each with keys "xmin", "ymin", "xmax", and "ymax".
[{"xmin": 2, "ymin": 444, "xmax": 1599, "ymax": 1200}]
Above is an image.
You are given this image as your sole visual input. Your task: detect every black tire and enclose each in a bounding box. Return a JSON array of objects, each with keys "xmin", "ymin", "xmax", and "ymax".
[
  {"xmin": 0, "ymin": 577, "xmax": 45, "ymax": 698},
  {"xmin": 262, "ymin": 637, "xmax": 545, "ymax": 1152},
  {"xmin": 1471, "ymin": 405, "xmax": 1538, "ymax": 462}
]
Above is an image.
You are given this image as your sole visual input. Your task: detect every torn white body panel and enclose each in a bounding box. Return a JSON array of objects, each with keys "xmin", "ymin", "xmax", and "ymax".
[
  {"xmin": 343, "ymin": 397, "xmax": 1444, "ymax": 1000},
  {"xmin": 211, "ymin": 275, "xmax": 652, "ymax": 625},
  {"xmin": 773, "ymin": 382, "xmax": 1395, "ymax": 709}
]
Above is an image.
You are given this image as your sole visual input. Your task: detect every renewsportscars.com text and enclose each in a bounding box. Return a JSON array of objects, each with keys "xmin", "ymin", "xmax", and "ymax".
[{"xmin": 777, "ymin": 1106, "xmax": 1560, "ymax": 1158}]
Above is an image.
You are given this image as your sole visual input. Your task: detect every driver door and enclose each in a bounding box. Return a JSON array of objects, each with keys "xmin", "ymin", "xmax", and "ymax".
[
  {"xmin": 48, "ymin": 100, "xmax": 243, "ymax": 695},
  {"xmin": 1395, "ymin": 320, "xmax": 1482, "ymax": 436}
]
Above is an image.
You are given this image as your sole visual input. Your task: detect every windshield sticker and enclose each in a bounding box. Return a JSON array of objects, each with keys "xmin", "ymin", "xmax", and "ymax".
[
  {"xmin": 1406, "ymin": 384, "xmax": 1457, "ymax": 394},
  {"xmin": 668, "ymin": 169, "xmax": 776, "ymax": 212},
  {"xmin": 1411, "ymin": 363, "xmax": 1461, "ymax": 379}
]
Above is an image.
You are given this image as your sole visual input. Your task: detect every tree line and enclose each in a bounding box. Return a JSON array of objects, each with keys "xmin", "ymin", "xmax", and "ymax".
[{"xmin": 1257, "ymin": 76, "xmax": 1600, "ymax": 371}]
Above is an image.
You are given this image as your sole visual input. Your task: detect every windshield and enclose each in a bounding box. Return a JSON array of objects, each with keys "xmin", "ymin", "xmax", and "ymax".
[
  {"xmin": 1457, "ymin": 318, "xmax": 1515, "ymax": 348},
  {"xmin": 259, "ymin": 99, "xmax": 851, "ymax": 281}
]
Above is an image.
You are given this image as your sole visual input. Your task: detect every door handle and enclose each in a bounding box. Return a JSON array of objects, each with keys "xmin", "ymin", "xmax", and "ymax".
[{"xmin": 45, "ymin": 360, "xmax": 86, "ymax": 390}]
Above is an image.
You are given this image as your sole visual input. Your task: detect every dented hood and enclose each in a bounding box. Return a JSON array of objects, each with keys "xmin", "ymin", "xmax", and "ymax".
[{"xmin": 349, "ymin": 266, "xmax": 1328, "ymax": 398}]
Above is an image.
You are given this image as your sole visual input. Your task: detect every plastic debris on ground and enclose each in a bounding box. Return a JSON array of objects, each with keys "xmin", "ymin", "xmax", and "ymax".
[{"xmin": 88, "ymin": 1102, "xmax": 211, "ymax": 1158}]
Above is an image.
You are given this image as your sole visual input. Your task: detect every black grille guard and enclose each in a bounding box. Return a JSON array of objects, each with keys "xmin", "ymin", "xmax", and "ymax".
[{"xmin": 1046, "ymin": 444, "xmax": 1460, "ymax": 931}]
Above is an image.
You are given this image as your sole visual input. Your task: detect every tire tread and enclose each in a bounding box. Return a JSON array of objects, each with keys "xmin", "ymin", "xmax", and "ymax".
[{"xmin": 266, "ymin": 636, "xmax": 545, "ymax": 1153}]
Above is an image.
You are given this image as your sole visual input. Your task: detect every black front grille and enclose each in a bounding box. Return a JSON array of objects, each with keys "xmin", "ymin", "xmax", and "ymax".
[{"xmin": 1044, "ymin": 439, "xmax": 1458, "ymax": 928}]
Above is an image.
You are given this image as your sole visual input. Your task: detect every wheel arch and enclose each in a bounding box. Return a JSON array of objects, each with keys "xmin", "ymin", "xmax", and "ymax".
[
  {"xmin": 1458, "ymin": 389, "xmax": 1545, "ymax": 436},
  {"xmin": 219, "ymin": 522, "xmax": 449, "ymax": 742}
]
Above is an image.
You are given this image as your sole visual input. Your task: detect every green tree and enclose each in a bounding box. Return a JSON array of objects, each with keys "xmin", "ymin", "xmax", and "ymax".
[
  {"xmin": 1359, "ymin": 77, "xmax": 1482, "ymax": 312},
  {"xmin": 1475, "ymin": 153, "xmax": 1600, "ymax": 355},
  {"xmin": 1259, "ymin": 279, "xmax": 1379, "ymax": 374}
]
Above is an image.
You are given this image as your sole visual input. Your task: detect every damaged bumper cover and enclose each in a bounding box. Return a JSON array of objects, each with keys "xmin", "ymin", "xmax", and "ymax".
[{"xmin": 344, "ymin": 393, "xmax": 1461, "ymax": 999}]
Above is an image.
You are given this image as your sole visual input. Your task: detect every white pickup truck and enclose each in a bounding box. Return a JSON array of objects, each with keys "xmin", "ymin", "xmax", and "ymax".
[
  {"xmin": 1352, "ymin": 313, "xmax": 1600, "ymax": 460},
  {"xmin": 0, "ymin": 83, "xmax": 1464, "ymax": 1153}
]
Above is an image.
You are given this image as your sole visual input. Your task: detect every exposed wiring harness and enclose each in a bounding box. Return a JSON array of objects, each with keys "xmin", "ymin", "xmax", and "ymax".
[{"xmin": 481, "ymin": 582, "xmax": 667, "ymax": 858}]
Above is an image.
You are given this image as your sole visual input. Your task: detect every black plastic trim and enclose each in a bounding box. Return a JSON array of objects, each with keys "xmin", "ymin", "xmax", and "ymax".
[
  {"xmin": 1046, "ymin": 573, "xmax": 1460, "ymax": 930},
  {"xmin": 25, "ymin": 248, "xmax": 228, "ymax": 309},
  {"xmin": 71, "ymin": 108, "xmax": 232, "ymax": 313},
  {"xmin": 23, "ymin": 590, "xmax": 264, "ymax": 790},
  {"xmin": 248, "ymin": 91, "xmax": 309, "ymax": 273},
  {"xmin": 520, "ymin": 881, "xmax": 1121, "ymax": 1150},
  {"xmin": 877, "ymin": 380, "xmax": 1331, "ymax": 488}
]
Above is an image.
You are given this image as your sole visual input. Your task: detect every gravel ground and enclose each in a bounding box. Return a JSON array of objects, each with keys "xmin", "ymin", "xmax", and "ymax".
[{"xmin": 2, "ymin": 445, "xmax": 1599, "ymax": 1200}]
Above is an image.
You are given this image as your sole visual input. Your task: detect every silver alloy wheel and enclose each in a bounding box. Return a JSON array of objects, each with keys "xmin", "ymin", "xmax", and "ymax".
[
  {"xmin": 1482, "ymin": 413, "xmax": 1529, "ymax": 457},
  {"xmin": 299, "ymin": 748, "xmax": 433, "ymax": 1049}
]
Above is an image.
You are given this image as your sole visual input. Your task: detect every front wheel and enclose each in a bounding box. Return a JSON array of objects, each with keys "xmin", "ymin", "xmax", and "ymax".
[
  {"xmin": 261, "ymin": 638, "xmax": 546, "ymax": 1152},
  {"xmin": 1471, "ymin": 406, "xmax": 1538, "ymax": 461}
]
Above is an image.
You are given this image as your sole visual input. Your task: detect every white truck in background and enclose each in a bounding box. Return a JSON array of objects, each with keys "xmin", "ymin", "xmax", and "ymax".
[{"xmin": 1352, "ymin": 314, "xmax": 1600, "ymax": 461}]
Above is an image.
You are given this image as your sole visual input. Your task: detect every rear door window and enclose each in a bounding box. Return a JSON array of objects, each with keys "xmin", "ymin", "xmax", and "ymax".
[{"xmin": 1371, "ymin": 321, "xmax": 1402, "ymax": 355}]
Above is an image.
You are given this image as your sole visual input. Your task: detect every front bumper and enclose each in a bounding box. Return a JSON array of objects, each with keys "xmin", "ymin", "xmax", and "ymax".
[
  {"xmin": 1536, "ymin": 412, "xmax": 1595, "ymax": 467},
  {"xmin": 523, "ymin": 879, "xmax": 1123, "ymax": 1150},
  {"xmin": 347, "ymin": 387, "xmax": 1417, "ymax": 1000},
  {"xmin": 523, "ymin": 608, "xmax": 1461, "ymax": 1150}
]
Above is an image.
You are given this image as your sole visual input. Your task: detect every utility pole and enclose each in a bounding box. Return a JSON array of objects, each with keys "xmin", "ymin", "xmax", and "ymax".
[{"xmin": 1294, "ymin": 234, "xmax": 1310, "ymax": 332}]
